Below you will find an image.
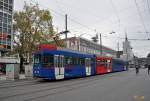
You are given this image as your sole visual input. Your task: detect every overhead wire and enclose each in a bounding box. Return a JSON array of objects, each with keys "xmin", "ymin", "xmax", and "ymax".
[
  {"xmin": 109, "ymin": 0, "xmax": 121, "ymax": 33},
  {"xmin": 134, "ymin": 0, "xmax": 149, "ymax": 38},
  {"xmin": 54, "ymin": 0, "xmax": 150, "ymax": 38},
  {"xmin": 30, "ymin": 0, "xmax": 150, "ymax": 41},
  {"xmin": 146, "ymin": 0, "xmax": 150, "ymax": 15},
  {"xmin": 30, "ymin": 0, "xmax": 96, "ymax": 33}
]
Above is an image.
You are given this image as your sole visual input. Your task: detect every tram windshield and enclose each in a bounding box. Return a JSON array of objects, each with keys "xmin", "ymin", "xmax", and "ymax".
[
  {"xmin": 42, "ymin": 54, "xmax": 54, "ymax": 67},
  {"xmin": 34, "ymin": 54, "xmax": 41, "ymax": 64}
]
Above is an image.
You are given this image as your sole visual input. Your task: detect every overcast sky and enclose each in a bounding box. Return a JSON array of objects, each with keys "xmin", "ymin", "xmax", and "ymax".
[{"xmin": 14, "ymin": 0, "xmax": 150, "ymax": 57}]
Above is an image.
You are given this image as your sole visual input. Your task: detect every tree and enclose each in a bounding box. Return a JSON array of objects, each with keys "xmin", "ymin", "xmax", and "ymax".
[
  {"xmin": 13, "ymin": 3, "xmax": 60, "ymax": 72},
  {"xmin": 147, "ymin": 53, "xmax": 150, "ymax": 58}
]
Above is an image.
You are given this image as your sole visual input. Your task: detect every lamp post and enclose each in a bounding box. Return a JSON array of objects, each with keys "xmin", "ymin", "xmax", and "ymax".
[
  {"xmin": 77, "ymin": 33, "xmax": 93, "ymax": 51},
  {"xmin": 99, "ymin": 31, "xmax": 115, "ymax": 56},
  {"xmin": 99, "ymin": 33, "xmax": 102, "ymax": 55},
  {"xmin": 77, "ymin": 33, "xmax": 87, "ymax": 51}
]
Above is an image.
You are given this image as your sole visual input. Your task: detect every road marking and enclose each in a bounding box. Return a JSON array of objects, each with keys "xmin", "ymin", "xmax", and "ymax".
[{"xmin": 134, "ymin": 96, "xmax": 145, "ymax": 100}]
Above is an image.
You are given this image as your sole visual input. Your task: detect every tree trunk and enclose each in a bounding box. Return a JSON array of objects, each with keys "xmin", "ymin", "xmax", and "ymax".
[{"xmin": 19, "ymin": 54, "xmax": 24, "ymax": 74}]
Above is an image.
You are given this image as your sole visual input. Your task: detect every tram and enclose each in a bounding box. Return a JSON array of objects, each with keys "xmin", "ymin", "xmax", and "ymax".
[
  {"xmin": 95, "ymin": 56, "xmax": 112, "ymax": 74},
  {"xmin": 33, "ymin": 44, "xmax": 126, "ymax": 80},
  {"xmin": 112, "ymin": 59, "xmax": 126, "ymax": 72}
]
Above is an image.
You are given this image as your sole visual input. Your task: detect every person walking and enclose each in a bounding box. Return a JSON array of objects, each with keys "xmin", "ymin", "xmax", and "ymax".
[
  {"xmin": 135, "ymin": 66, "xmax": 139, "ymax": 75},
  {"xmin": 147, "ymin": 53, "xmax": 150, "ymax": 75},
  {"xmin": 148, "ymin": 65, "xmax": 150, "ymax": 75},
  {"xmin": 134, "ymin": 58, "xmax": 139, "ymax": 75}
]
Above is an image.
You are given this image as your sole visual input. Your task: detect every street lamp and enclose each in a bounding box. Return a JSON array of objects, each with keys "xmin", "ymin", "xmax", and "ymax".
[
  {"xmin": 77, "ymin": 33, "xmax": 94, "ymax": 51},
  {"xmin": 58, "ymin": 30, "xmax": 70, "ymax": 47},
  {"xmin": 99, "ymin": 31, "xmax": 116, "ymax": 56},
  {"xmin": 77, "ymin": 33, "xmax": 87, "ymax": 51}
]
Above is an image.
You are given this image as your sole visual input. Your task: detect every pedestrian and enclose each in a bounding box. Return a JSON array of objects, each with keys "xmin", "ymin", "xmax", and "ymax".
[
  {"xmin": 135, "ymin": 66, "xmax": 139, "ymax": 75},
  {"xmin": 148, "ymin": 65, "xmax": 150, "ymax": 75},
  {"xmin": 126, "ymin": 62, "xmax": 129, "ymax": 71},
  {"xmin": 134, "ymin": 58, "xmax": 139, "ymax": 75}
]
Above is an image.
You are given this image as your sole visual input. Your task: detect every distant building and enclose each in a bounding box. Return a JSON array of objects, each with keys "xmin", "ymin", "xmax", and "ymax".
[
  {"xmin": 120, "ymin": 34, "xmax": 134, "ymax": 61},
  {"xmin": 116, "ymin": 51, "xmax": 123, "ymax": 58},
  {"xmin": 0, "ymin": 0, "xmax": 13, "ymax": 55},
  {"xmin": 63, "ymin": 37, "xmax": 116, "ymax": 57}
]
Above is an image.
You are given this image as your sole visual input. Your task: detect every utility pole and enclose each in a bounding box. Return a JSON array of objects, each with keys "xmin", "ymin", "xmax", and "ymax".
[
  {"xmin": 58, "ymin": 14, "xmax": 69, "ymax": 47},
  {"xmin": 117, "ymin": 42, "xmax": 119, "ymax": 51},
  {"xmin": 125, "ymin": 32, "xmax": 129, "ymax": 70},
  {"xmin": 64, "ymin": 14, "xmax": 70, "ymax": 48},
  {"xmin": 125, "ymin": 32, "xmax": 128, "ymax": 61},
  {"xmin": 65, "ymin": 14, "xmax": 68, "ymax": 40},
  {"xmin": 99, "ymin": 33, "xmax": 102, "ymax": 55}
]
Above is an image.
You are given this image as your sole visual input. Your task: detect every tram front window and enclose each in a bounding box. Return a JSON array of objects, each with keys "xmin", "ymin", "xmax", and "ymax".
[
  {"xmin": 42, "ymin": 54, "xmax": 54, "ymax": 68},
  {"xmin": 34, "ymin": 54, "xmax": 41, "ymax": 64}
]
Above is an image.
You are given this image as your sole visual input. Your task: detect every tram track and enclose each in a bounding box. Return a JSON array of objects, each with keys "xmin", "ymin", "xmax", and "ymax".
[
  {"xmin": 0, "ymin": 79, "xmax": 40, "ymax": 89},
  {"xmin": 0, "ymin": 79, "xmax": 35, "ymax": 85},
  {"xmin": 0, "ymin": 81, "xmax": 39, "ymax": 89},
  {"xmin": 0, "ymin": 71, "xmax": 127, "ymax": 101}
]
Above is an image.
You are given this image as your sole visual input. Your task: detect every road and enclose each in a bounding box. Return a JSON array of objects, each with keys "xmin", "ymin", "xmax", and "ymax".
[{"xmin": 0, "ymin": 68, "xmax": 150, "ymax": 101}]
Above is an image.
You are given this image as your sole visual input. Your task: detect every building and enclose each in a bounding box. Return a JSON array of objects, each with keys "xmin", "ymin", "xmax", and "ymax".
[
  {"xmin": 63, "ymin": 37, "xmax": 116, "ymax": 57},
  {"xmin": 0, "ymin": 0, "xmax": 13, "ymax": 55},
  {"xmin": 120, "ymin": 35, "xmax": 134, "ymax": 61}
]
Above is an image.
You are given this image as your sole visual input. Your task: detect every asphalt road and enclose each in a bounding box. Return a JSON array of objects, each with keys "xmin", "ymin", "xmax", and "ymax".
[{"xmin": 0, "ymin": 68, "xmax": 150, "ymax": 101}]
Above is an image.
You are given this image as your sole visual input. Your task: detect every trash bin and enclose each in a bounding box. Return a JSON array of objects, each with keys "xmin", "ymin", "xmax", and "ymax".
[{"xmin": 6, "ymin": 64, "xmax": 20, "ymax": 80}]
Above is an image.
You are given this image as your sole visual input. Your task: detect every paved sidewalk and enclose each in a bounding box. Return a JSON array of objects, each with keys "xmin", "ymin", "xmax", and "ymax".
[{"xmin": 0, "ymin": 74, "xmax": 26, "ymax": 80}]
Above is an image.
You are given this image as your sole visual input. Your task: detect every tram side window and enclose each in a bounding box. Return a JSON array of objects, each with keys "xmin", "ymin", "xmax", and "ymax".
[
  {"xmin": 91, "ymin": 58, "xmax": 95, "ymax": 65},
  {"xmin": 34, "ymin": 54, "xmax": 41, "ymax": 64},
  {"xmin": 65, "ymin": 57, "xmax": 72, "ymax": 65},
  {"xmin": 85, "ymin": 58, "xmax": 91, "ymax": 67},
  {"xmin": 72, "ymin": 57, "xmax": 79, "ymax": 65},
  {"xmin": 107, "ymin": 60, "xmax": 111, "ymax": 68},
  {"xmin": 42, "ymin": 55, "xmax": 54, "ymax": 67},
  {"xmin": 97, "ymin": 59, "xmax": 106, "ymax": 67},
  {"xmin": 89, "ymin": 59, "xmax": 91, "ymax": 66},
  {"xmin": 103, "ymin": 60, "xmax": 107, "ymax": 67},
  {"xmin": 80, "ymin": 58, "xmax": 85, "ymax": 66}
]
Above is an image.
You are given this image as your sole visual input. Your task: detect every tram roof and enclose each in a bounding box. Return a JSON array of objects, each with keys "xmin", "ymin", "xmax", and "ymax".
[{"xmin": 34, "ymin": 49, "xmax": 95, "ymax": 58}]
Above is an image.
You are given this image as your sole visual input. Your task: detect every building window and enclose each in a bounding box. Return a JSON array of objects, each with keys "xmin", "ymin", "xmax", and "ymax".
[
  {"xmin": 7, "ymin": 45, "xmax": 11, "ymax": 49},
  {"xmin": 4, "ymin": 3, "xmax": 8, "ymax": 8},
  {"xmin": 0, "ymin": 5, "xmax": 3, "ymax": 10},
  {"xmin": 8, "ymin": 18, "xmax": 11, "ymax": 25},
  {"xmin": 0, "ymin": 27, "xmax": 2, "ymax": 33},
  {"xmin": 5, "ymin": 0, "xmax": 9, "ymax": 4},
  {"xmin": 3, "ymin": 28, "xmax": 7, "ymax": 33},
  {"xmin": 9, "ymin": 8, "xmax": 12, "ymax": 12},
  {"xmin": 8, "ymin": 28, "xmax": 11, "ymax": 34},
  {"xmin": 3, "ymin": 23, "xmax": 7, "ymax": 28},
  {"xmin": 9, "ymin": 0, "xmax": 13, "ymax": 5}
]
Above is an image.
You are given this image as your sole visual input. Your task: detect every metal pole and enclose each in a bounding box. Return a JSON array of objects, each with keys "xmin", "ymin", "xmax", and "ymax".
[
  {"xmin": 65, "ymin": 14, "xmax": 67, "ymax": 40},
  {"xmin": 100, "ymin": 33, "xmax": 102, "ymax": 55},
  {"xmin": 117, "ymin": 42, "xmax": 119, "ymax": 51},
  {"xmin": 63, "ymin": 14, "xmax": 68, "ymax": 48}
]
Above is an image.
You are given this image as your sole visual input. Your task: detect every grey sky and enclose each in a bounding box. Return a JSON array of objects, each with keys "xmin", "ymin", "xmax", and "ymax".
[{"xmin": 14, "ymin": 0, "xmax": 150, "ymax": 57}]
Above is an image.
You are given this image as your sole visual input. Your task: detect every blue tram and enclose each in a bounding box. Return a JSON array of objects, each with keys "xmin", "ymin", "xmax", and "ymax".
[
  {"xmin": 33, "ymin": 46, "xmax": 96, "ymax": 80},
  {"xmin": 33, "ymin": 44, "xmax": 126, "ymax": 80},
  {"xmin": 112, "ymin": 59, "xmax": 126, "ymax": 72}
]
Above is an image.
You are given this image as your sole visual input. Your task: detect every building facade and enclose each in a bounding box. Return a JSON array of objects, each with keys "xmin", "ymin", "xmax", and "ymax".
[
  {"xmin": 64, "ymin": 37, "xmax": 116, "ymax": 57},
  {"xmin": 120, "ymin": 35, "xmax": 134, "ymax": 61},
  {"xmin": 0, "ymin": 0, "xmax": 13, "ymax": 55}
]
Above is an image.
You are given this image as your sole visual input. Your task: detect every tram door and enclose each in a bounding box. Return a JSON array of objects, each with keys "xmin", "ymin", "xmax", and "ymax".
[
  {"xmin": 54, "ymin": 55, "xmax": 64, "ymax": 79},
  {"xmin": 85, "ymin": 58, "xmax": 91, "ymax": 76},
  {"xmin": 107, "ymin": 60, "xmax": 111, "ymax": 72}
]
